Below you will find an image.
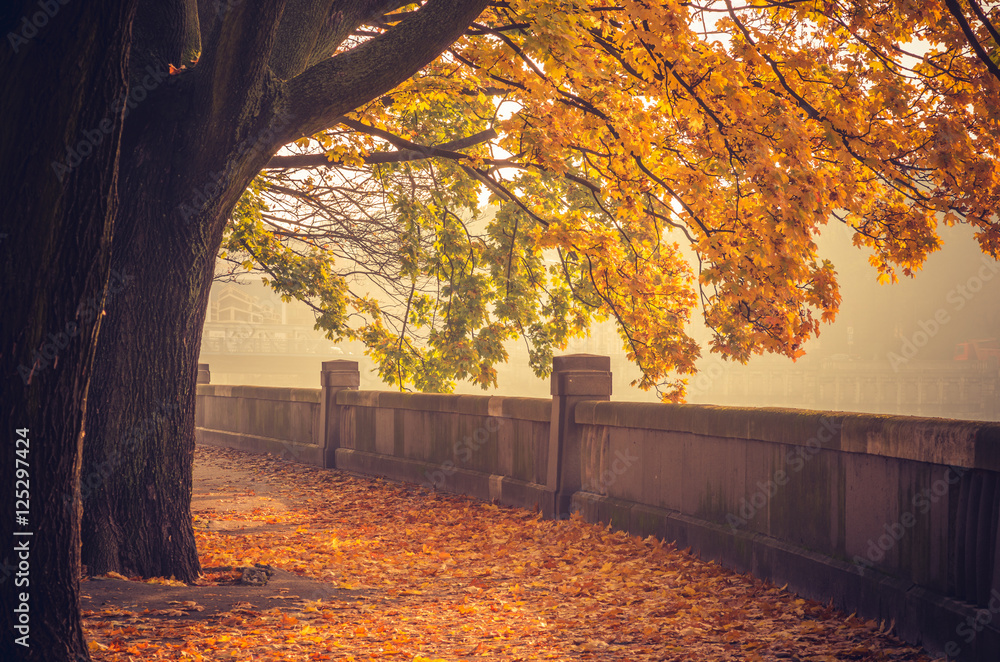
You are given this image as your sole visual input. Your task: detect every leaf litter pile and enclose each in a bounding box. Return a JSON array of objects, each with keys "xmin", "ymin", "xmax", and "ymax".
[{"xmin": 84, "ymin": 446, "xmax": 933, "ymax": 661}]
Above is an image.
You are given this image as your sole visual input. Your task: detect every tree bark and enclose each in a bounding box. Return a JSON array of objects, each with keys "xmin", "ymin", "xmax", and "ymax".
[
  {"xmin": 0, "ymin": 2, "xmax": 135, "ymax": 660},
  {"xmin": 80, "ymin": 0, "xmax": 490, "ymax": 581},
  {"xmin": 80, "ymin": 99, "xmax": 248, "ymax": 581}
]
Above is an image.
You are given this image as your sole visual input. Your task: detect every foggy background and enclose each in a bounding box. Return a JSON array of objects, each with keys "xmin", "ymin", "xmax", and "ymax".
[{"xmin": 199, "ymin": 222, "xmax": 1000, "ymax": 422}]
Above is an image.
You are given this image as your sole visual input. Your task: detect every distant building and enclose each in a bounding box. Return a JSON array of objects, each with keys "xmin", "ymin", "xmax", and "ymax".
[
  {"xmin": 202, "ymin": 282, "xmax": 323, "ymax": 355},
  {"xmin": 199, "ymin": 282, "xmax": 368, "ymax": 388}
]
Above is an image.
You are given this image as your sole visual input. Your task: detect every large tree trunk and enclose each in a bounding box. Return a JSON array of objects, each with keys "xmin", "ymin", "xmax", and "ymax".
[
  {"xmin": 0, "ymin": 2, "xmax": 134, "ymax": 660},
  {"xmin": 78, "ymin": 0, "xmax": 490, "ymax": 581},
  {"xmin": 81, "ymin": 97, "xmax": 260, "ymax": 580}
]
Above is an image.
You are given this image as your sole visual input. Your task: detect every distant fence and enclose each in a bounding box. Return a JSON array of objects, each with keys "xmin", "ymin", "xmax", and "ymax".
[{"xmin": 196, "ymin": 355, "xmax": 1000, "ymax": 662}]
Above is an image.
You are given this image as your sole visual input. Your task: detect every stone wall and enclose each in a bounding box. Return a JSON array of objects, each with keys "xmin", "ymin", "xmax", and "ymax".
[
  {"xmin": 571, "ymin": 401, "xmax": 1000, "ymax": 660},
  {"xmin": 334, "ymin": 390, "xmax": 552, "ymax": 510},
  {"xmin": 195, "ymin": 357, "xmax": 1000, "ymax": 661},
  {"xmin": 195, "ymin": 382, "xmax": 323, "ymax": 465}
]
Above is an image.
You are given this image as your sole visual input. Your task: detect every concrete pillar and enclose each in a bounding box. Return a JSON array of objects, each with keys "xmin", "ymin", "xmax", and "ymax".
[
  {"xmin": 320, "ymin": 360, "xmax": 360, "ymax": 469},
  {"xmin": 547, "ymin": 354, "xmax": 612, "ymax": 517},
  {"xmin": 197, "ymin": 363, "xmax": 211, "ymax": 384}
]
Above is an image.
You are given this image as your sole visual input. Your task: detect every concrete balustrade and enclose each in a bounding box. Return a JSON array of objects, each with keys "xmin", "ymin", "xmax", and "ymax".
[{"xmin": 195, "ymin": 355, "xmax": 1000, "ymax": 661}]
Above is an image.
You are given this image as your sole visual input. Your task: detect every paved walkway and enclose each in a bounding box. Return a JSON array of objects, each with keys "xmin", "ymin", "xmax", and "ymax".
[{"xmin": 82, "ymin": 446, "xmax": 936, "ymax": 661}]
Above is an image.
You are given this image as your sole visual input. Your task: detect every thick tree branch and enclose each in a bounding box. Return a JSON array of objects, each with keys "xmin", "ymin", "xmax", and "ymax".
[
  {"xmin": 944, "ymin": 0, "xmax": 1000, "ymax": 84},
  {"xmin": 265, "ymin": 127, "xmax": 498, "ymax": 168},
  {"xmin": 130, "ymin": 0, "xmax": 201, "ymax": 82},
  {"xmin": 968, "ymin": 0, "xmax": 1000, "ymax": 51},
  {"xmin": 269, "ymin": 0, "xmax": 340, "ymax": 80},
  {"xmin": 280, "ymin": 0, "xmax": 489, "ymax": 142},
  {"xmin": 196, "ymin": 0, "xmax": 287, "ymax": 121},
  {"xmin": 269, "ymin": 0, "xmax": 414, "ymax": 80},
  {"xmin": 196, "ymin": 0, "xmax": 222, "ymax": 49}
]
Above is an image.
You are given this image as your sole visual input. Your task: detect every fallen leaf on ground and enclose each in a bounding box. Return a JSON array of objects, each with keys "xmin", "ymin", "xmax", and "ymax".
[{"xmin": 84, "ymin": 446, "xmax": 933, "ymax": 661}]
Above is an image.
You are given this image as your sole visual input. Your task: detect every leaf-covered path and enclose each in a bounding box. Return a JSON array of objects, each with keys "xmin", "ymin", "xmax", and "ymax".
[{"xmin": 84, "ymin": 446, "xmax": 934, "ymax": 661}]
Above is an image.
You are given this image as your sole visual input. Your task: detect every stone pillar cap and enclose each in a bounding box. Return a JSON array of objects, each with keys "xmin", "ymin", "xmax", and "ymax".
[
  {"xmin": 552, "ymin": 354, "xmax": 611, "ymax": 372},
  {"xmin": 322, "ymin": 359, "xmax": 360, "ymax": 371}
]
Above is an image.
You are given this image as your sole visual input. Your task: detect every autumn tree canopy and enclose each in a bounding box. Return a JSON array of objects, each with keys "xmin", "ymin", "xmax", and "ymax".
[{"xmin": 227, "ymin": 0, "xmax": 1000, "ymax": 400}]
